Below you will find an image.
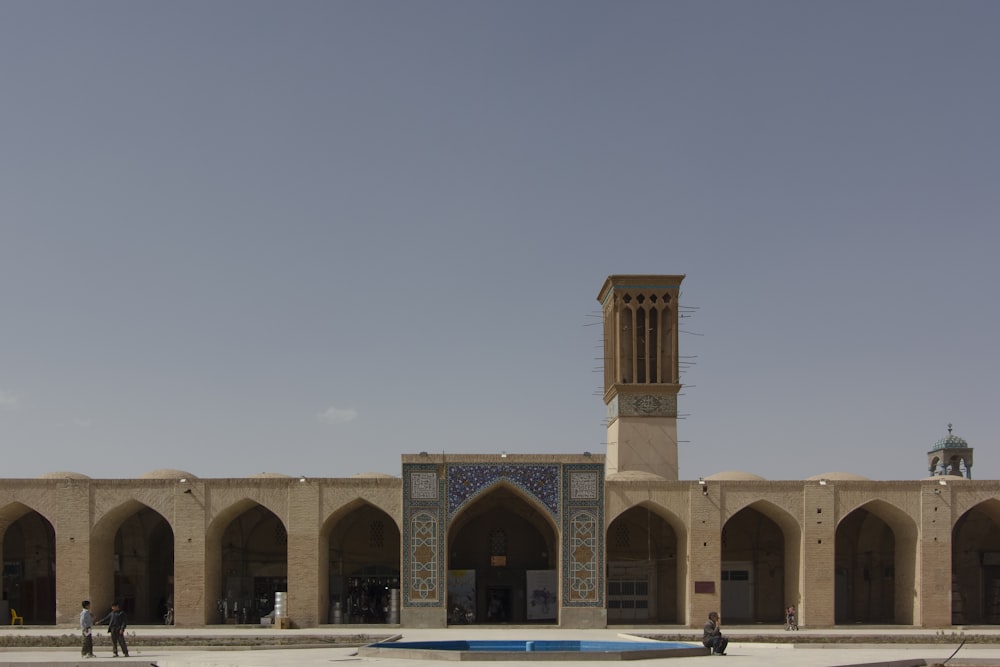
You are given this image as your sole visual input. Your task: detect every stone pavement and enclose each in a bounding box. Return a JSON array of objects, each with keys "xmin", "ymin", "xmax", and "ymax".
[{"xmin": 1, "ymin": 626, "xmax": 999, "ymax": 667}]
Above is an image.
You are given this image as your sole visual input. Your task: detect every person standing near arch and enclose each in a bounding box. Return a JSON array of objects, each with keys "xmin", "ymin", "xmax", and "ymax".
[
  {"xmin": 97, "ymin": 601, "xmax": 130, "ymax": 658},
  {"xmin": 79, "ymin": 600, "xmax": 96, "ymax": 658}
]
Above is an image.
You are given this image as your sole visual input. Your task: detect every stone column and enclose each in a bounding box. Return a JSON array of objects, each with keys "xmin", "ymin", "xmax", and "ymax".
[
  {"xmin": 54, "ymin": 480, "xmax": 92, "ymax": 625},
  {"xmin": 287, "ymin": 479, "xmax": 321, "ymax": 628},
  {"xmin": 686, "ymin": 482, "xmax": 721, "ymax": 627},
  {"xmin": 800, "ymin": 482, "xmax": 836, "ymax": 627},
  {"xmin": 918, "ymin": 484, "xmax": 953, "ymax": 627},
  {"xmin": 172, "ymin": 480, "xmax": 207, "ymax": 626}
]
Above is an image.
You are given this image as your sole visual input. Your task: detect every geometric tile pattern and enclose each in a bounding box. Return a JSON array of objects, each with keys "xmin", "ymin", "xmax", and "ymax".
[
  {"xmin": 447, "ymin": 464, "xmax": 560, "ymax": 520},
  {"xmin": 409, "ymin": 511, "xmax": 438, "ymax": 601},
  {"xmin": 561, "ymin": 463, "xmax": 604, "ymax": 607},
  {"xmin": 567, "ymin": 510, "xmax": 599, "ymax": 603},
  {"xmin": 402, "ymin": 463, "xmax": 446, "ymax": 607},
  {"xmin": 404, "ymin": 460, "xmax": 607, "ymax": 611}
]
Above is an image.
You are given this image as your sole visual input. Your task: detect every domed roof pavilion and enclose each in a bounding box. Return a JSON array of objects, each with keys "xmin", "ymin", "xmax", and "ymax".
[{"xmin": 928, "ymin": 423, "xmax": 973, "ymax": 478}]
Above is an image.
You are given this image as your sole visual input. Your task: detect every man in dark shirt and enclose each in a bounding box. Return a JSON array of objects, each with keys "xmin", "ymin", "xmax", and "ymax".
[
  {"xmin": 702, "ymin": 611, "xmax": 728, "ymax": 655},
  {"xmin": 98, "ymin": 601, "xmax": 129, "ymax": 658}
]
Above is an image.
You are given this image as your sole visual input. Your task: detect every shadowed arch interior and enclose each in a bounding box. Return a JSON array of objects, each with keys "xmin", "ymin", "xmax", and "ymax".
[
  {"xmin": 447, "ymin": 484, "xmax": 557, "ymax": 624},
  {"xmin": 721, "ymin": 501, "xmax": 799, "ymax": 624},
  {"xmin": 606, "ymin": 502, "xmax": 685, "ymax": 624},
  {"xmin": 0, "ymin": 503, "xmax": 56, "ymax": 624},
  {"xmin": 206, "ymin": 501, "xmax": 287, "ymax": 624},
  {"xmin": 835, "ymin": 500, "xmax": 917, "ymax": 624},
  {"xmin": 92, "ymin": 501, "xmax": 174, "ymax": 624},
  {"xmin": 320, "ymin": 500, "xmax": 401, "ymax": 624},
  {"xmin": 952, "ymin": 499, "xmax": 1000, "ymax": 624}
]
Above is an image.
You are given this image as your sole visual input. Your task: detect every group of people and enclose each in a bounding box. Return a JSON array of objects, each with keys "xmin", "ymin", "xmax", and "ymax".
[
  {"xmin": 78, "ymin": 600, "xmax": 129, "ymax": 658},
  {"xmin": 79, "ymin": 600, "xmax": 788, "ymax": 658}
]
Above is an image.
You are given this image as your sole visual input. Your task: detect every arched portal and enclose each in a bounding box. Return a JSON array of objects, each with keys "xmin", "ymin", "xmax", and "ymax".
[
  {"xmin": 92, "ymin": 502, "xmax": 174, "ymax": 623},
  {"xmin": 720, "ymin": 503, "xmax": 798, "ymax": 624},
  {"xmin": 835, "ymin": 501, "xmax": 916, "ymax": 624},
  {"xmin": 0, "ymin": 504, "xmax": 56, "ymax": 624},
  {"xmin": 952, "ymin": 500, "xmax": 1000, "ymax": 624},
  {"xmin": 447, "ymin": 485, "xmax": 557, "ymax": 624},
  {"xmin": 605, "ymin": 504, "xmax": 684, "ymax": 624},
  {"xmin": 321, "ymin": 501, "xmax": 401, "ymax": 624},
  {"xmin": 209, "ymin": 503, "xmax": 287, "ymax": 624}
]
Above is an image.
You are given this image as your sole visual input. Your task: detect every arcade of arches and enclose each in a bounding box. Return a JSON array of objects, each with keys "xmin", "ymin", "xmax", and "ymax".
[
  {"xmin": 3, "ymin": 276, "xmax": 992, "ymax": 628},
  {"xmin": 2, "ymin": 466, "xmax": 1000, "ymax": 629}
]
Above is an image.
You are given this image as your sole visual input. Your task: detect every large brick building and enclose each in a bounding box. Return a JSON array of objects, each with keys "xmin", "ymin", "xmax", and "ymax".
[{"xmin": 1, "ymin": 275, "xmax": 996, "ymax": 628}]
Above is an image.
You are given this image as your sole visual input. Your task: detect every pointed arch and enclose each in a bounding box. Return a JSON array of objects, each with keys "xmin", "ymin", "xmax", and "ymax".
[
  {"xmin": 446, "ymin": 482, "xmax": 558, "ymax": 624},
  {"xmin": 0, "ymin": 502, "xmax": 56, "ymax": 624},
  {"xmin": 319, "ymin": 499, "xmax": 401, "ymax": 624},
  {"xmin": 450, "ymin": 479, "xmax": 560, "ymax": 538},
  {"xmin": 721, "ymin": 500, "xmax": 801, "ymax": 624},
  {"xmin": 835, "ymin": 499, "xmax": 917, "ymax": 624},
  {"xmin": 206, "ymin": 500, "xmax": 287, "ymax": 624},
  {"xmin": 450, "ymin": 479, "xmax": 559, "ymax": 535},
  {"xmin": 324, "ymin": 497, "xmax": 402, "ymax": 535},
  {"xmin": 952, "ymin": 499, "xmax": 1000, "ymax": 624},
  {"xmin": 606, "ymin": 501, "xmax": 686, "ymax": 624},
  {"xmin": 90, "ymin": 500, "xmax": 174, "ymax": 624},
  {"xmin": 0, "ymin": 501, "xmax": 52, "ymax": 526}
]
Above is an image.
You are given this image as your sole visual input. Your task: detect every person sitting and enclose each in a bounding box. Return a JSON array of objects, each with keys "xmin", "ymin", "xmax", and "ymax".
[{"xmin": 703, "ymin": 611, "xmax": 728, "ymax": 655}]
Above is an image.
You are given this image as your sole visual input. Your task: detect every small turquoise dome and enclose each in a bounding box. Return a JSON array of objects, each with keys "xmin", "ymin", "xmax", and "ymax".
[{"xmin": 932, "ymin": 424, "xmax": 969, "ymax": 451}]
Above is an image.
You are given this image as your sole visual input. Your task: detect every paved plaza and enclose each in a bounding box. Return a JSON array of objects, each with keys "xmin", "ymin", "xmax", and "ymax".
[{"xmin": 2, "ymin": 626, "xmax": 1000, "ymax": 667}]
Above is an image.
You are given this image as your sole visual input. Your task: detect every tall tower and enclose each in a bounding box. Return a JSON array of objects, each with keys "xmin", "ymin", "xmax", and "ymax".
[{"xmin": 598, "ymin": 275, "xmax": 685, "ymax": 480}]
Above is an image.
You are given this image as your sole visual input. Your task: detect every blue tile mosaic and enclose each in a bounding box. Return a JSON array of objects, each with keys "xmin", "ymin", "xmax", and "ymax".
[
  {"xmin": 402, "ymin": 461, "xmax": 608, "ymax": 613},
  {"xmin": 446, "ymin": 464, "xmax": 560, "ymax": 520}
]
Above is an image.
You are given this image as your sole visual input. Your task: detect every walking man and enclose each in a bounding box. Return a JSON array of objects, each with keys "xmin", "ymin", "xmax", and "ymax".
[{"xmin": 98, "ymin": 601, "xmax": 130, "ymax": 657}]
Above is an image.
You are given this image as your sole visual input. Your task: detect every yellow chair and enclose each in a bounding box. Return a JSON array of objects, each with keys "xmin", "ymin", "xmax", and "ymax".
[{"xmin": 10, "ymin": 608, "xmax": 24, "ymax": 625}]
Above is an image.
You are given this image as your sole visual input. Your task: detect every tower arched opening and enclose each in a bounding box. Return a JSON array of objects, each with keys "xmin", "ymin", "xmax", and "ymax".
[{"xmin": 447, "ymin": 484, "xmax": 557, "ymax": 625}]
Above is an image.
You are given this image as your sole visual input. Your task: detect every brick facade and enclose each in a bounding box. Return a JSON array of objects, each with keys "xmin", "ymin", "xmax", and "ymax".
[{"xmin": 2, "ymin": 470, "xmax": 997, "ymax": 628}]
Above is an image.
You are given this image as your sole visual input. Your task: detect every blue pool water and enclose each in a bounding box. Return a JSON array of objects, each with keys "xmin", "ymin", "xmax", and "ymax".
[
  {"xmin": 375, "ymin": 640, "xmax": 697, "ymax": 652},
  {"xmin": 358, "ymin": 637, "xmax": 710, "ymax": 660}
]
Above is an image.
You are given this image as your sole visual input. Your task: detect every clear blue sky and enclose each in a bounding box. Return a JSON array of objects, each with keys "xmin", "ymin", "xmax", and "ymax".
[{"xmin": 2, "ymin": 1, "xmax": 997, "ymax": 480}]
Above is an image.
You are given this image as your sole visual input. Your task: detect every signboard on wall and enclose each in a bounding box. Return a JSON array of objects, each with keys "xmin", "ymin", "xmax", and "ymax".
[
  {"xmin": 447, "ymin": 570, "xmax": 476, "ymax": 623},
  {"xmin": 526, "ymin": 569, "xmax": 558, "ymax": 620}
]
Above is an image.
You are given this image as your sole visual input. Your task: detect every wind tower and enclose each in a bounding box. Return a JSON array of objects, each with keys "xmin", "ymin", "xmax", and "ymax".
[{"xmin": 598, "ymin": 275, "xmax": 685, "ymax": 480}]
